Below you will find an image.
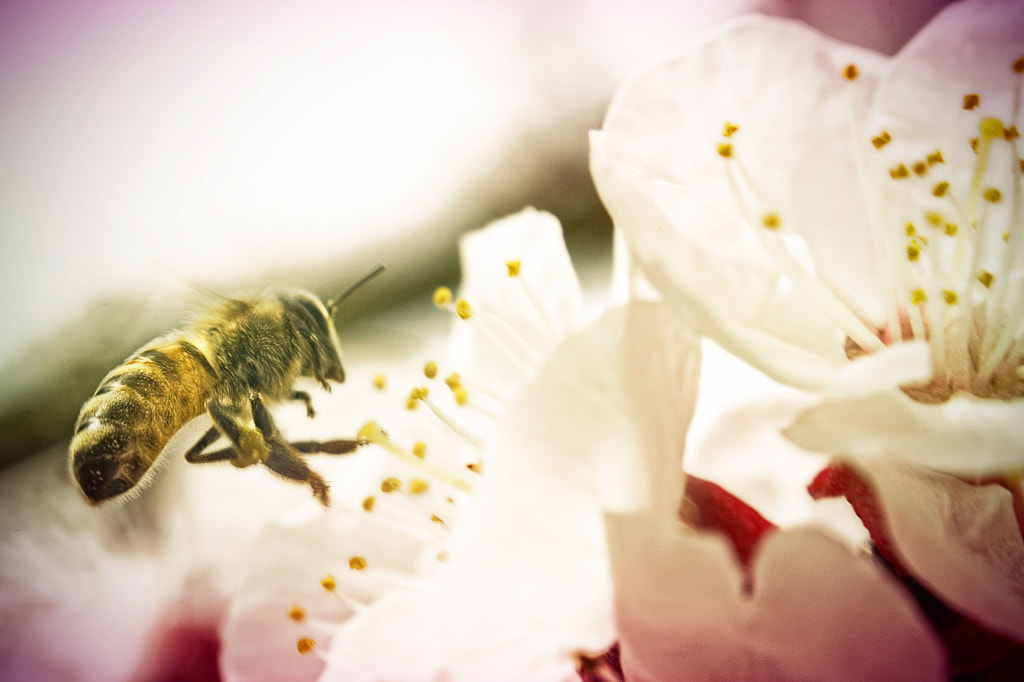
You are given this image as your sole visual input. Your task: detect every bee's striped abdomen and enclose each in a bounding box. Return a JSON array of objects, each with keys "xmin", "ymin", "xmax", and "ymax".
[{"xmin": 70, "ymin": 339, "xmax": 219, "ymax": 503}]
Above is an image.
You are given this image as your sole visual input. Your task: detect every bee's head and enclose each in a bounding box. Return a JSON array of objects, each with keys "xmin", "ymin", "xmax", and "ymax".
[{"xmin": 286, "ymin": 292, "xmax": 346, "ymax": 384}]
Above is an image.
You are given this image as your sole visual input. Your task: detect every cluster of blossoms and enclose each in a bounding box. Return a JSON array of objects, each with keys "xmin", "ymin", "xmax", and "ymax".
[{"xmin": 3, "ymin": 1, "xmax": 1022, "ymax": 680}]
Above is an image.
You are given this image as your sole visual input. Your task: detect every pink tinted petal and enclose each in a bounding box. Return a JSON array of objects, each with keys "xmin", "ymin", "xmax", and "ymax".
[{"xmin": 683, "ymin": 475, "xmax": 776, "ymax": 567}]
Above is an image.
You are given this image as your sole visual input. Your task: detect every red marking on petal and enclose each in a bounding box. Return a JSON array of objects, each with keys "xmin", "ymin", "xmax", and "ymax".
[{"xmin": 684, "ymin": 475, "xmax": 776, "ymax": 567}]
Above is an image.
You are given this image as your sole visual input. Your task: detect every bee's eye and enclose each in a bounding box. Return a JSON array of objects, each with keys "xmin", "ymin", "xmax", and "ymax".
[{"xmin": 294, "ymin": 297, "xmax": 332, "ymax": 338}]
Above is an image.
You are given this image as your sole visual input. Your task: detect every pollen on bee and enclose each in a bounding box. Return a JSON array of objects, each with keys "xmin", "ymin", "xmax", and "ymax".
[
  {"xmin": 717, "ymin": 142, "xmax": 733, "ymax": 158},
  {"xmin": 408, "ymin": 479, "xmax": 429, "ymax": 494},
  {"xmin": 381, "ymin": 477, "xmax": 401, "ymax": 493},
  {"xmin": 321, "ymin": 575, "xmax": 336, "ymax": 592},
  {"xmin": 722, "ymin": 122, "xmax": 739, "ymax": 137},
  {"xmin": 506, "ymin": 260, "xmax": 521, "ymax": 277},
  {"xmin": 943, "ymin": 289, "xmax": 958, "ymax": 305},
  {"xmin": 362, "ymin": 495, "xmax": 376, "ymax": 511},
  {"xmin": 889, "ymin": 164, "xmax": 910, "ymax": 179},
  {"xmin": 423, "ymin": 361, "xmax": 438, "ymax": 379},
  {"xmin": 288, "ymin": 605, "xmax": 306, "ymax": 622},
  {"xmin": 842, "ymin": 63, "xmax": 858, "ymax": 81},
  {"xmin": 433, "ymin": 287, "xmax": 453, "ymax": 308},
  {"xmin": 963, "ymin": 93, "xmax": 981, "ymax": 110},
  {"xmin": 933, "ymin": 181, "xmax": 949, "ymax": 197},
  {"xmin": 910, "ymin": 288, "xmax": 928, "ymax": 305},
  {"xmin": 761, "ymin": 212, "xmax": 781, "ymax": 229},
  {"xmin": 373, "ymin": 373, "xmax": 387, "ymax": 390},
  {"xmin": 297, "ymin": 638, "xmax": 316, "ymax": 655},
  {"xmin": 983, "ymin": 187, "xmax": 1002, "ymax": 203},
  {"xmin": 456, "ymin": 299, "xmax": 472, "ymax": 320},
  {"xmin": 978, "ymin": 271, "xmax": 995, "ymax": 288},
  {"xmin": 871, "ymin": 131, "xmax": 892, "ymax": 149},
  {"xmin": 349, "ymin": 556, "xmax": 368, "ymax": 571},
  {"xmin": 412, "ymin": 441, "xmax": 427, "ymax": 458}
]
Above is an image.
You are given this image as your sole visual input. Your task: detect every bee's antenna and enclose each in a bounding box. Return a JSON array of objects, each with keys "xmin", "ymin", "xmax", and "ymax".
[{"xmin": 326, "ymin": 263, "xmax": 385, "ymax": 315}]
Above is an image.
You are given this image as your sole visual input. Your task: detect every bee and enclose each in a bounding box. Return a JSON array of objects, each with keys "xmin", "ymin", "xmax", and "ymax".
[{"xmin": 68, "ymin": 265, "xmax": 384, "ymax": 506}]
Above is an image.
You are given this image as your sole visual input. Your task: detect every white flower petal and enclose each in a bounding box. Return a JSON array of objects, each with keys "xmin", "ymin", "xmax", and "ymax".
[
  {"xmin": 607, "ymin": 514, "xmax": 945, "ymax": 682},
  {"xmin": 785, "ymin": 389, "xmax": 1024, "ymax": 474},
  {"xmin": 856, "ymin": 459, "xmax": 1024, "ymax": 640}
]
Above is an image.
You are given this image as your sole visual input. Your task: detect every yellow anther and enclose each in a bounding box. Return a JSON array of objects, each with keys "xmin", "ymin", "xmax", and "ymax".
[
  {"xmin": 408, "ymin": 479, "xmax": 429, "ymax": 494},
  {"xmin": 453, "ymin": 386, "xmax": 468, "ymax": 405},
  {"xmin": 925, "ymin": 211, "xmax": 944, "ymax": 226},
  {"xmin": 362, "ymin": 495, "xmax": 375, "ymax": 511},
  {"xmin": 871, "ymin": 131, "xmax": 891, "ymax": 149},
  {"xmin": 717, "ymin": 143, "xmax": 733, "ymax": 158},
  {"xmin": 373, "ymin": 373, "xmax": 386, "ymax": 390},
  {"xmin": 466, "ymin": 462, "xmax": 481, "ymax": 473},
  {"xmin": 761, "ymin": 212, "xmax": 781, "ymax": 229},
  {"xmin": 410, "ymin": 386, "xmax": 429, "ymax": 401},
  {"xmin": 288, "ymin": 606, "xmax": 306, "ymax": 622},
  {"xmin": 889, "ymin": 164, "xmax": 909, "ymax": 179},
  {"xmin": 907, "ymin": 243, "xmax": 921, "ymax": 261},
  {"xmin": 945, "ymin": 223, "xmax": 958, "ymax": 236},
  {"xmin": 723, "ymin": 122, "xmax": 739, "ymax": 137},
  {"xmin": 978, "ymin": 271, "xmax": 995, "ymax": 288},
  {"xmin": 1005, "ymin": 125, "xmax": 1020, "ymax": 141},
  {"xmin": 444, "ymin": 372, "xmax": 462, "ymax": 389},
  {"xmin": 943, "ymin": 289, "xmax": 958, "ymax": 305},
  {"xmin": 932, "ymin": 181, "xmax": 949, "ymax": 197},
  {"xmin": 843, "ymin": 63, "xmax": 858, "ymax": 81},
  {"xmin": 1014, "ymin": 55, "xmax": 1024, "ymax": 73},
  {"xmin": 910, "ymin": 289, "xmax": 927, "ymax": 305},
  {"xmin": 321, "ymin": 575, "xmax": 336, "ymax": 592},
  {"xmin": 980, "ymin": 117, "xmax": 1005, "ymax": 139},
  {"xmin": 970, "ymin": 137, "xmax": 980, "ymax": 152},
  {"xmin": 431, "ymin": 514, "xmax": 445, "ymax": 524},
  {"xmin": 349, "ymin": 556, "xmax": 368, "ymax": 571},
  {"xmin": 433, "ymin": 286, "xmax": 453, "ymax": 307},
  {"xmin": 412, "ymin": 441, "xmax": 427, "ymax": 458},
  {"xmin": 381, "ymin": 477, "xmax": 401, "ymax": 493},
  {"xmin": 963, "ymin": 93, "xmax": 980, "ymax": 110},
  {"xmin": 912, "ymin": 161, "xmax": 928, "ymax": 176},
  {"xmin": 926, "ymin": 150, "xmax": 944, "ymax": 166},
  {"xmin": 506, "ymin": 260, "xmax": 521, "ymax": 277},
  {"xmin": 905, "ymin": 222, "xmax": 916, "ymax": 236},
  {"xmin": 423, "ymin": 361, "xmax": 438, "ymax": 379},
  {"xmin": 456, "ymin": 299, "xmax": 472, "ymax": 320},
  {"xmin": 983, "ymin": 187, "xmax": 1002, "ymax": 202},
  {"xmin": 297, "ymin": 638, "xmax": 316, "ymax": 655}
]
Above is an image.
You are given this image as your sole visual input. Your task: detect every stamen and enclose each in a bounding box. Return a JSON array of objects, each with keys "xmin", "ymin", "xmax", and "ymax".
[
  {"xmin": 506, "ymin": 260, "xmax": 521, "ymax": 277},
  {"xmin": 927, "ymin": 151, "xmax": 944, "ymax": 165},
  {"xmin": 964, "ymin": 94, "xmax": 981, "ymax": 110},
  {"xmin": 373, "ymin": 373, "xmax": 386, "ymax": 390},
  {"xmin": 933, "ymin": 181, "xmax": 949, "ymax": 197},
  {"xmin": 978, "ymin": 271, "xmax": 995, "ymax": 288},
  {"xmin": 357, "ymin": 421, "xmax": 475, "ymax": 493},
  {"xmin": 433, "ymin": 287, "xmax": 453, "ymax": 308},
  {"xmin": 842, "ymin": 64, "xmax": 858, "ymax": 81},
  {"xmin": 423, "ymin": 361, "xmax": 438, "ymax": 379},
  {"xmin": 872, "ymin": 131, "xmax": 892, "ymax": 149},
  {"xmin": 297, "ymin": 638, "xmax": 317, "ymax": 655},
  {"xmin": 723, "ymin": 122, "xmax": 739, "ymax": 137},
  {"xmin": 408, "ymin": 479, "xmax": 429, "ymax": 494},
  {"xmin": 288, "ymin": 605, "xmax": 306, "ymax": 622},
  {"xmin": 321, "ymin": 575, "xmax": 336, "ymax": 592},
  {"xmin": 412, "ymin": 441, "xmax": 427, "ymax": 458},
  {"xmin": 362, "ymin": 496, "xmax": 375, "ymax": 511},
  {"xmin": 718, "ymin": 143, "xmax": 733, "ymax": 157},
  {"xmin": 419, "ymin": 394, "xmax": 485, "ymax": 449},
  {"xmin": 348, "ymin": 556, "xmax": 368, "ymax": 571},
  {"xmin": 381, "ymin": 477, "xmax": 401, "ymax": 493}
]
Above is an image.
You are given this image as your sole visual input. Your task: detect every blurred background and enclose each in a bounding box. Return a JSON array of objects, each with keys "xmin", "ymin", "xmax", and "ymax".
[{"xmin": 0, "ymin": 0, "xmax": 952, "ymax": 467}]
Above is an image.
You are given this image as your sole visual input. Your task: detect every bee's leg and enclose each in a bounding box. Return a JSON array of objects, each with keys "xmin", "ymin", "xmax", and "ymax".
[
  {"xmin": 183, "ymin": 426, "xmax": 239, "ymax": 464},
  {"xmin": 264, "ymin": 439, "xmax": 331, "ymax": 505},
  {"xmin": 205, "ymin": 395, "xmax": 270, "ymax": 468},
  {"xmin": 288, "ymin": 390, "xmax": 316, "ymax": 418},
  {"xmin": 292, "ymin": 438, "xmax": 364, "ymax": 455}
]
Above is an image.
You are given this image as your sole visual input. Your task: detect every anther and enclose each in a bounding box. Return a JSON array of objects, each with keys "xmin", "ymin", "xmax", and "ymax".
[
  {"xmin": 912, "ymin": 161, "xmax": 928, "ymax": 176},
  {"xmin": 453, "ymin": 386, "xmax": 468, "ymax": 405},
  {"xmin": 717, "ymin": 143, "xmax": 733, "ymax": 158},
  {"xmin": 408, "ymin": 479, "xmax": 429, "ymax": 494},
  {"xmin": 927, "ymin": 151, "xmax": 944, "ymax": 165},
  {"xmin": 433, "ymin": 287, "xmax": 453, "ymax": 308},
  {"xmin": 373, "ymin": 373, "xmax": 387, "ymax": 390},
  {"xmin": 943, "ymin": 290, "xmax": 958, "ymax": 305},
  {"xmin": 423, "ymin": 361, "xmax": 438, "ymax": 379},
  {"xmin": 723, "ymin": 122, "xmax": 739, "ymax": 137},
  {"xmin": 321, "ymin": 575, "xmax": 336, "ymax": 592},
  {"xmin": 983, "ymin": 188, "xmax": 1002, "ymax": 203},
  {"xmin": 413, "ymin": 441, "xmax": 426, "ymax": 458},
  {"xmin": 945, "ymin": 223, "xmax": 958, "ymax": 236},
  {"xmin": 980, "ymin": 117, "xmax": 1005, "ymax": 139},
  {"xmin": 933, "ymin": 181, "xmax": 949, "ymax": 197},
  {"xmin": 925, "ymin": 211, "xmax": 944, "ymax": 226},
  {"xmin": 288, "ymin": 606, "xmax": 306, "ymax": 622},
  {"xmin": 381, "ymin": 478, "xmax": 401, "ymax": 493},
  {"xmin": 349, "ymin": 556, "xmax": 368, "ymax": 571},
  {"xmin": 907, "ymin": 244, "xmax": 921, "ymax": 261},
  {"xmin": 445, "ymin": 373, "xmax": 461, "ymax": 389},
  {"xmin": 431, "ymin": 514, "xmax": 445, "ymax": 524},
  {"xmin": 1014, "ymin": 55, "xmax": 1024, "ymax": 73},
  {"xmin": 843, "ymin": 64, "xmax": 858, "ymax": 81},
  {"xmin": 910, "ymin": 289, "xmax": 927, "ymax": 305},
  {"xmin": 761, "ymin": 212, "xmax": 781, "ymax": 229},
  {"xmin": 964, "ymin": 94, "xmax": 980, "ymax": 110},
  {"xmin": 506, "ymin": 260, "xmax": 521, "ymax": 277},
  {"xmin": 978, "ymin": 271, "xmax": 995, "ymax": 288},
  {"xmin": 362, "ymin": 496, "xmax": 375, "ymax": 511},
  {"xmin": 872, "ymin": 131, "xmax": 891, "ymax": 149},
  {"xmin": 297, "ymin": 638, "xmax": 316, "ymax": 655},
  {"xmin": 456, "ymin": 299, "xmax": 472, "ymax": 320},
  {"xmin": 890, "ymin": 164, "xmax": 910, "ymax": 179},
  {"xmin": 906, "ymin": 223, "xmax": 917, "ymax": 236},
  {"xmin": 1005, "ymin": 125, "xmax": 1020, "ymax": 140}
]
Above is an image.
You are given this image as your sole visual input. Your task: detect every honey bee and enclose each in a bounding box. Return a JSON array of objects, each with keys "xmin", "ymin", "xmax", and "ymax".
[{"xmin": 69, "ymin": 266, "xmax": 384, "ymax": 506}]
